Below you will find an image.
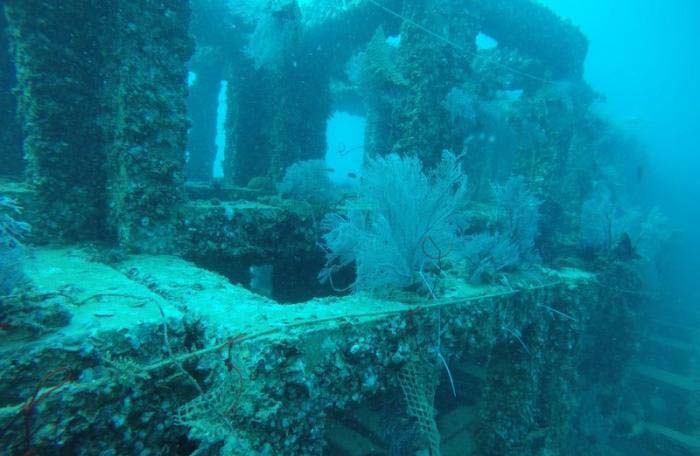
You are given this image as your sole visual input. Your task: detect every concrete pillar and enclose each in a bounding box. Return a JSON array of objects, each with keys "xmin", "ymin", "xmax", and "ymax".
[
  {"xmin": 0, "ymin": 11, "xmax": 23, "ymax": 178},
  {"xmin": 106, "ymin": 1, "xmax": 194, "ymax": 251},
  {"xmin": 225, "ymin": 1, "xmax": 331, "ymax": 186},
  {"xmin": 5, "ymin": 0, "xmax": 193, "ymax": 251}
]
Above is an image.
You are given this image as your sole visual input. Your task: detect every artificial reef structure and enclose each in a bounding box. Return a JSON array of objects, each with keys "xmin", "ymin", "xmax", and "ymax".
[{"xmin": 0, "ymin": 1, "xmax": 690, "ymax": 455}]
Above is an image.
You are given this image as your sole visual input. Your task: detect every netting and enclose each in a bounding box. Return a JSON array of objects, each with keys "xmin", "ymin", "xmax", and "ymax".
[
  {"xmin": 398, "ymin": 360, "xmax": 441, "ymax": 456},
  {"xmin": 175, "ymin": 368, "xmax": 241, "ymax": 440}
]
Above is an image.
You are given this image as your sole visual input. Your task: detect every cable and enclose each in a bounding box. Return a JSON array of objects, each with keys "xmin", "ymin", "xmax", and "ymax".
[{"xmin": 366, "ymin": 0, "xmax": 554, "ymax": 84}]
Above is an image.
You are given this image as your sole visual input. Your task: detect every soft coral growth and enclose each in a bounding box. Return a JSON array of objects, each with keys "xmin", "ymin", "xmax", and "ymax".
[
  {"xmin": 0, "ymin": 194, "xmax": 30, "ymax": 247},
  {"xmin": 0, "ymin": 194, "xmax": 30, "ymax": 297},
  {"xmin": 319, "ymin": 151, "xmax": 468, "ymax": 292}
]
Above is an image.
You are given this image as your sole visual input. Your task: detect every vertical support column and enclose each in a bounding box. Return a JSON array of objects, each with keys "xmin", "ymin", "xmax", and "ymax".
[
  {"xmin": 107, "ymin": 0, "xmax": 194, "ymax": 252},
  {"xmin": 6, "ymin": 0, "xmax": 197, "ymax": 250},
  {"xmin": 393, "ymin": 0, "xmax": 475, "ymax": 166},
  {"xmin": 0, "ymin": 10, "xmax": 23, "ymax": 178},
  {"xmin": 225, "ymin": 64, "xmax": 276, "ymax": 186},
  {"xmin": 4, "ymin": 0, "xmax": 109, "ymax": 239},
  {"xmin": 225, "ymin": 1, "xmax": 331, "ymax": 186}
]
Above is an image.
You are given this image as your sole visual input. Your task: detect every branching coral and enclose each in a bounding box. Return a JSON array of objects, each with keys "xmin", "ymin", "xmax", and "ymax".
[{"xmin": 319, "ymin": 151, "xmax": 468, "ymax": 292}]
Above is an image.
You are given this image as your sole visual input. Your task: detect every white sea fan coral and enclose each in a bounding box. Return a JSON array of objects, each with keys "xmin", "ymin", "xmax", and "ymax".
[{"xmin": 319, "ymin": 151, "xmax": 468, "ymax": 291}]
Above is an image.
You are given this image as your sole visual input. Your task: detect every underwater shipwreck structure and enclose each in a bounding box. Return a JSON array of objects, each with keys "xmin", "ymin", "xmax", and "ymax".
[{"xmin": 0, "ymin": 0, "xmax": 692, "ymax": 455}]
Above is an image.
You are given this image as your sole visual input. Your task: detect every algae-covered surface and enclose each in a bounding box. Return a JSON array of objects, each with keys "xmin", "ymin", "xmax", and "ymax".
[
  {"xmin": 18, "ymin": 247, "xmax": 538, "ymax": 344},
  {"xmin": 1, "ymin": 247, "xmax": 597, "ymax": 454},
  {"xmin": 1, "ymin": 0, "xmax": 691, "ymax": 453}
]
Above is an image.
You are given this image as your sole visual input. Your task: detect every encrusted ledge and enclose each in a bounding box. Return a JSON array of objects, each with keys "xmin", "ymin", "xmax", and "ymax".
[{"xmin": 0, "ymin": 247, "xmax": 621, "ymax": 455}]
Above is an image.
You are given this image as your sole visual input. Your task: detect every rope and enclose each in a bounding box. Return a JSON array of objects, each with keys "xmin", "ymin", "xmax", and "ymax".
[{"xmin": 366, "ymin": 0, "xmax": 554, "ymax": 84}]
